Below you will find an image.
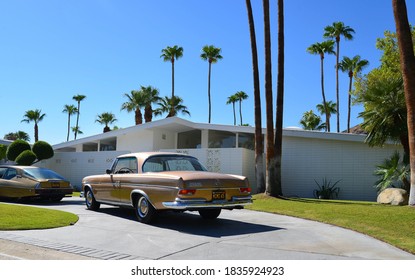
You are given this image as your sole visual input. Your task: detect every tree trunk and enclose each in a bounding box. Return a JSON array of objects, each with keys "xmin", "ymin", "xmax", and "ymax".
[
  {"xmin": 144, "ymin": 105, "xmax": 153, "ymax": 123},
  {"xmin": 67, "ymin": 114, "xmax": 71, "ymax": 142},
  {"xmin": 233, "ymin": 103, "xmax": 236, "ymax": 125},
  {"xmin": 320, "ymin": 55, "xmax": 330, "ymax": 132},
  {"xmin": 335, "ymin": 38, "xmax": 340, "ymax": 132},
  {"xmin": 75, "ymin": 102, "xmax": 80, "ymax": 140},
  {"xmin": 171, "ymin": 60, "xmax": 175, "ymax": 116},
  {"xmin": 392, "ymin": 0, "xmax": 415, "ymax": 206},
  {"xmin": 208, "ymin": 62, "xmax": 212, "ymax": 123},
  {"xmin": 263, "ymin": 0, "xmax": 276, "ymax": 196},
  {"xmin": 239, "ymin": 100, "xmax": 243, "ymax": 125},
  {"xmin": 272, "ymin": 0, "xmax": 284, "ymax": 197},
  {"xmin": 246, "ymin": 0, "xmax": 265, "ymax": 193},
  {"xmin": 34, "ymin": 123, "xmax": 39, "ymax": 143},
  {"xmin": 347, "ymin": 72, "xmax": 353, "ymax": 133},
  {"xmin": 135, "ymin": 109, "xmax": 143, "ymax": 125}
]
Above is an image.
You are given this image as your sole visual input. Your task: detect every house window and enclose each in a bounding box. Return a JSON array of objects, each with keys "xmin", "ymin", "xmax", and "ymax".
[
  {"xmin": 178, "ymin": 130, "xmax": 202, "ymax": 149},
  {"xmin": 208, "ymin": 130, "xmax": 236, "ymax": 148},
  {"xmin": 100, "ymin": 138, "xmax": 117, "ymax": 151},
  {"xmin": 238, "ymin": 133, "xmax": 255, "ymax": 150}
]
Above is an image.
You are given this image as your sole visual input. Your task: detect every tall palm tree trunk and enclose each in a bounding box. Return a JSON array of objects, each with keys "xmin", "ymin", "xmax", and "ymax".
[
  {"xmin": 207, "ymin": 62, "xmax": 212, "ymax": 123},
  {"xmin": 171, "ymin": 60, "xmax": 175, "ymax": 116},
  {"xmin": 263, "ymin": 0, "xmax": 277, "ymax": 196},
  {"xmin": 34, "ymin": 123, "xmax": 39, "ymax": 142},
  {"xmin": 320, "ymin": 55, "xmax": 330, "ymax": 132},
  {"xmin": 232, "ymin": 103, "xmax": 236, "ymax": 125},
  {"xmin": 272, "ymin": 0, "xmax": 284, "ymax": 197},
  {"xmin": 347, "ymin": 71, "xmax": 353, "ymax": 133},
  {"xmin": 75, "ymin": 102, "xmax": 81, "ymax": 140},
  {"xmin": 246, "ymin": 0, "xmax": 265, "ymax": 193},
  {"xmin": 392, "ymin": 0, "xmax": 415, "ymax": 206},
  {"xmin": 239, "ymin": 100, "xmax": 243, "ymax": 125},
  {"xmin": 66, "ymin": 114, "xmax": 71, "ymax": 142},
  {"xmin": 335, "ymin": 39, "xmax": 340, "ymax": 132}
]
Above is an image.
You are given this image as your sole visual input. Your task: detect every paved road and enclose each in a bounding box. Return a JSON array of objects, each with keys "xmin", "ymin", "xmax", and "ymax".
[{"xmin": 0, "ymin": 196, "xmax": 413, "ymax": 260}]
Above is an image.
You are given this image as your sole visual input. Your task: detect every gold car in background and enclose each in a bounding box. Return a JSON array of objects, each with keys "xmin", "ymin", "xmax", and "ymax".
[
  {"xmin": 82, "ymin": 152, "xmax": 252, "ymax": 223},
  {"xmin": 0, "ymin": 165, "xmax": 73, "ymax": 201}
]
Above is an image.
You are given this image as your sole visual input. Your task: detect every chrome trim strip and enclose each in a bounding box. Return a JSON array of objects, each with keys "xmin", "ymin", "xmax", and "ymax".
[{"xmin": 162, "ymin": 195, "xmax": 252, "ymax": 210}]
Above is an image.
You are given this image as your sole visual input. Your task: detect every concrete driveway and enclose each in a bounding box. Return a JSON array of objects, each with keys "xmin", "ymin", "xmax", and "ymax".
[{"xmin": 0, "ymin": 196, "xmax": 413, "ymax": 260}]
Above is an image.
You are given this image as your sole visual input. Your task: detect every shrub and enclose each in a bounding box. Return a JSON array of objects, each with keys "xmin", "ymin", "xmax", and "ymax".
[
  {"xmin": 374, "ymin": 151, "xmax": 409, "ymax": 193},
  {"xmin": 6, "ymin": 140, "xmax": 31, "ymax": 161},
  {"xmin": 32, "ymin": 141, "xmax": 54, "ymax": 161},
  {"xmin": 0, "ymin": 144, "xmax": 7, "ymax": 160},
  {"xmin": 15, "ymin": 150, "xmax": 37, "ymax": 166},
  {"xmin": 313, "ymin": 178, "xmax": 341, "ymax": 199}
]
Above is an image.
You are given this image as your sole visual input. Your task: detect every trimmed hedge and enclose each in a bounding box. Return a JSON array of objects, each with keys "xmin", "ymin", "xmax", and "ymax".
[
  {"xmin": 32, "ymin": 141, "xmax": 54, "ymax": 161},
  {"xmin": 6, "ymin": 140, "xmax": 31, "ymax": 161},
  {"xmin": 15, "ymin": 150, "xmax": 37, "ymax": 166}
]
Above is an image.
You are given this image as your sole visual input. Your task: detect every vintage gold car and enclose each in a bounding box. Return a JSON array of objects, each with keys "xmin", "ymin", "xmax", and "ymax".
[
  {"xmin": 82, "ymin": 152, "xmax": 252, "ymax": 223},
  {"xmin": 0, "ymin": 165, "xmax": 73, "ymax": 201}
]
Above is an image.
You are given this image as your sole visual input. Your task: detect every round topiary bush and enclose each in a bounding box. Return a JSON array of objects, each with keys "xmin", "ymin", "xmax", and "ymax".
[
  {"xmin": 6, "ymin": 140, "xmax": 31, "ymax": 161},
  {"xmin": 0, "ymin": 144, "xmax": 7, "ymax": 160},
  {"xmin": 32, "ymin": 141, "xmax": 54, "ymax": 161},
  {"xmin": 15, "ymin": 150, "xmax": 37, "ymax": 166}
]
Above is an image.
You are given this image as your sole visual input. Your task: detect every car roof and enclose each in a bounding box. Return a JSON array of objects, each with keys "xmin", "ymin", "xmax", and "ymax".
[{"xmin": 118, "ymin": 152, "xmax": 195, "ymax": 161}]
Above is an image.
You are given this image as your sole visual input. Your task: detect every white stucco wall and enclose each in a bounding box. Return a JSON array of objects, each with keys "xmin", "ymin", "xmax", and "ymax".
[{"xmin": 281, "ymin": 136, "xmax": 401, "ymax": 201}]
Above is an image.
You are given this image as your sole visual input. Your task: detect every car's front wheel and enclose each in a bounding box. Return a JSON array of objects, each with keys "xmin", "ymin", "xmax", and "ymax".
[
  {"xmin": 85, "ymin": 188, "xmax": 100, "ymax": 211},
  {"xmin": 135, "ymin": 195, "xmax": 156, "ymax": 224},
  {"xmin": 198, "ymin": 209, "xmax": 221, "ymax": 220}
]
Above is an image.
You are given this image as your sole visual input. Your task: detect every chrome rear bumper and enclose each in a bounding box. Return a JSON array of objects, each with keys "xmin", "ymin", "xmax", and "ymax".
[{"xmin": 162, "ymin": 195, "xmax": 253, "ymax": 210}]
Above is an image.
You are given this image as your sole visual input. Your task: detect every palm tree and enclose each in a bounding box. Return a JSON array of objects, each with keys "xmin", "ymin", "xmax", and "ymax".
[
  {"xmin": 140, "ymin": 85, "xmax": 161, "ymax": 123},
  {"xmin": 71, "ymin": 126, "xmax": 83, "ymax": 137},
  {"xmin": 392, "ymin": 0, "xmax": 415, "ymax": 205},
  {"xmin": 316, "ymin": 100, "xmax": 337, "ymax": 131},
  {"xmin": 226, "ymin": 94, "xmax": 238, "ymax": 125},
  {"xmin": 21, "ymin": 109, "xmax": 46, "ymax": 142},
  {"xmin": 121, "ymin": 90, "xmax": 147, "ymax": 125},
  {"xmin": 200, "ymin": 45, "xmax": 223, "ymax": 123},
  {"xmin": 246, "ymin": 0, "xmax": 265, "ymax": 193},
  {"xmin": 62, "ymin": 104, "xmax": 78, "ymax": 141},
  {"xmin": 72, "ymin": 94, "xmax": 86, "ymax": 140},
  {"xmin": 357, "ymin": 75, "xmax": 408, "ymax": 155},
  {"xmin": 154, "ymin": 96, "xmax": 190, "ymax": 118},
  {"xmin": 339, "ymin": 55, "xmax": 369, "ymax": 132},
  {"xmin": 4, "ymin": 131, "xmax": 30, "ymax": 141},
  {"xmin": 234, "ymin": 91, "xmax": 249, "ymax": 125},
  {"xmin": 95, "ymin": 112, "xmax": 117, "ymax": 133},
  {"xmin": 263, "ymin": 0, "xmax": 278, "ymax": 196},
  {"xmin": 273, "ymin": 0, "xmax": 285, "ymax": 197},
  {"xmin": 307, "ymin": 40, "xmax": 335, "ymax": 132},
  {"xmin": 300, "ymin": 110, "xmax": 326, "ymax": 131},
  {"xmin": 324, "ymin": 22, "xmax": 355, "ymax": 132},
  {"xmin": 161, "ymin": 45, "xmax": 183, "ymax": 116}
]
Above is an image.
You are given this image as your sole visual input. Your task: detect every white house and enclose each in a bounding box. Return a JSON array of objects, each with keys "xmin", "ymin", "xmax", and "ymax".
[{"xmin": 37, "ymin": 117, "xmax": 401, "ymax": 201}]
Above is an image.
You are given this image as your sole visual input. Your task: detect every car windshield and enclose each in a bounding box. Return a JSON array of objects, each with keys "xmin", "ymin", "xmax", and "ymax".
[
  {"xmin": 142, "ymin": 155, "xmax": 207, "ymax": 172},
  {"xmin": 23, "ymin": 168, "xmax": 66, "ymax": 180}
]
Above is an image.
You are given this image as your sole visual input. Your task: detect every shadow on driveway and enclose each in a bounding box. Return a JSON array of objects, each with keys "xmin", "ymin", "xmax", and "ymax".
[{"xmin": 97, "ymin": 206, "xmax": 284, "ymax": 238}]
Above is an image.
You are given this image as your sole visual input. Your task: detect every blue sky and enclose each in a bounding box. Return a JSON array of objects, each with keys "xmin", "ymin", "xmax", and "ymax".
[{"xmin": 1, "ymin": 0, "xmax": 414, "ymax": 145}]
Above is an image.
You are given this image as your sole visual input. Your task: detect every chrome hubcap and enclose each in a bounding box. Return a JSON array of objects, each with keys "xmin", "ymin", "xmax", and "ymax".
[{"xmin": 138, "ymin": 197, "xmax": 148, "ymax": 217}]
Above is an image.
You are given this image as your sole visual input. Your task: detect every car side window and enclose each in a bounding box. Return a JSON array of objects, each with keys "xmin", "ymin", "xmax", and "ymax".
[
  {"xmin": 113, "ymin": 157, "xmax": 138, "ymax": 174},
  {"xmin": 0, "ymin": 167, "xmax": 7, "ymax": 179},
  {"xmin": 3, "ymin": 168, "xmax": 17, "ymax": 180}
]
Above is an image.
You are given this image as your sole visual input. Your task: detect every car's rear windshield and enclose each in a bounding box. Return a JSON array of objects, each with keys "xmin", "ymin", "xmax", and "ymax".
[
  {"xmin": 143, "ymin": 156, "xmax": 207, "ymax": 172},
  {"xmin": 23, "ymin": 168, "xmax": 66, "ymax": 180}
]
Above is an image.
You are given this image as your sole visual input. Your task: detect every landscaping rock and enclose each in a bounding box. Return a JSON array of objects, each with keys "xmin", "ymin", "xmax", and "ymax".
[{"xmin": 377, "ymin": 188, "xmax": 409, "ymax": 206}]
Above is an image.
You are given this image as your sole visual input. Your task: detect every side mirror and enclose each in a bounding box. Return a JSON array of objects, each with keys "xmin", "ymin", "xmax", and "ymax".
[{"xmin": 106, "ymin": 169, "xmax": 112, "ymax": 175}]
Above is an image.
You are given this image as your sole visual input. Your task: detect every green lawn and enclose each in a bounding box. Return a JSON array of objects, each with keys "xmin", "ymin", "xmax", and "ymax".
[
  {"xmin": 0, "ymin": 203, "xmax": 78, "ymax": 230},
  {"xmin": 247, "ymin": 194, "xmax": 415, "ymax": 255}
]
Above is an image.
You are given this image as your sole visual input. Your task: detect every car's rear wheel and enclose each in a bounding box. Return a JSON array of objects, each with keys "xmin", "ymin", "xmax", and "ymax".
[
  {"xmin": 135, "ymin": 195, "xmax": 156, "ymax": 224},
  {"xmin": 85, "ymin": 188, "xmax": 100, "ymax": 210},
  {"xmin": 198, "ymin": 209, "xmax": 221, "ymax": 220}
]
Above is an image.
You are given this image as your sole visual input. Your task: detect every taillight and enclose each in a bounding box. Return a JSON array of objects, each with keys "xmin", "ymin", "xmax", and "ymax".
[
  {"xmin": 239, "ymin": 187, "xmax": 251, "ymax": 193},
  {"xmin": 179, "ymin": 189, "xmax": 196, "ymax": 196}
]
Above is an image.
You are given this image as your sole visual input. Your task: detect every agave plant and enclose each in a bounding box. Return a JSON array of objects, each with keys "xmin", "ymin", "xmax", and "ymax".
[{"xmin": 313, "ymin": 178, "xmax": 341, "ymax": 199}]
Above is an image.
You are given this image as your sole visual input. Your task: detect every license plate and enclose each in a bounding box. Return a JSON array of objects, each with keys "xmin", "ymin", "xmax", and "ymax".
[
  {"xmin": 212, "ymin": 190, "xmax": 226, "ymax": 200},
  {"xmin": 51, "ymin": 182, "xmax": 60, "ymax": 188}
]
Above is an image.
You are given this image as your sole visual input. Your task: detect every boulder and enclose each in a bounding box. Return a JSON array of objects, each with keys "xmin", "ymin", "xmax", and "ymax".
[{"xmin": 377, "ymin": 188, "xmax": 409, "ymax": 206}]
